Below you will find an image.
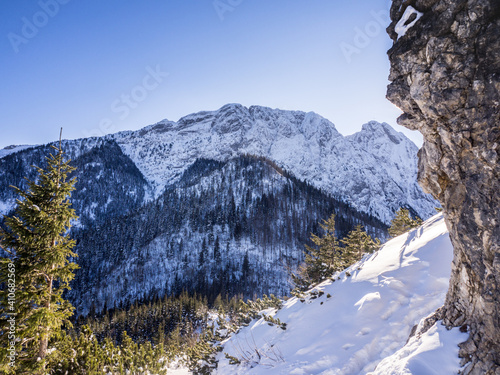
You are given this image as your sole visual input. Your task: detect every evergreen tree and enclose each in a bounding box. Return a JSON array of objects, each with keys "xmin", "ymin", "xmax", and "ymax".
[
  {"xmin": 242, "ymin": 252, "xmax": 250, "ymax": 279},
  {"xmin": 0, "ymin": 135, "xmax": 79, "ymax": 374},
  {"xmin": 340, "ymin": 225, "xmax": 380, "ymax": 264},
  {"xmin": 213, "ymin": 236, "xmax": 221, "ymax": 262},
  {"xmin": 388, "ymin": 208, "xmax": 423, "ymax": 237},
  {"xmin": 292, "ymin": 214, "xmax": 342, "ymax": 290},
  {"xmin": 199, "ymin": 238, "xmax": 208, "ymax": 267}
]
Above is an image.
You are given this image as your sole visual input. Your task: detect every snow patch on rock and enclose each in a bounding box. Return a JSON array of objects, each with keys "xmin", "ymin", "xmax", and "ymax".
[{"xmin": 395, "ymin": 6, "xmax": 423, "ymax": 39}]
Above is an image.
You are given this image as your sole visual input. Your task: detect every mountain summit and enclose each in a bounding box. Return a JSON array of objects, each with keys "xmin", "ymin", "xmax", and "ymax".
[
  {"xmin": 0, "ymin": 105, "xmax": 436, "ymax": 224},
  {"xmin": 109, "ymin": 105, "xmax": 436, "ymax": 224}
]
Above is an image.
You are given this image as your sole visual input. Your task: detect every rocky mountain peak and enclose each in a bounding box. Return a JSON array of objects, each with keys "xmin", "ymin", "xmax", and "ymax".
[
  {"xmin": 137, "ymin": 120, "xmax": 176, "ymax": 136},
  {"xmin": 353, "ymin": 121, "xmax": 406, "ymax": 145},
  {"xmin": 367, "ymin": 121, "xmax": 403, "ymax": 143},
  {"xmin": 0, "ymin": 105, "xmax": 438, "ymax": 225},
  {"xmin": 212, "ymin": 103, "xmax": 252, "ymax": 134},
  {"xmin": 107, "ymin": 106, "xmax": 437, "ymax": 224},
  {"xmin": 176, "ymin": 110, "xmax": 214, "ymax": 130}
]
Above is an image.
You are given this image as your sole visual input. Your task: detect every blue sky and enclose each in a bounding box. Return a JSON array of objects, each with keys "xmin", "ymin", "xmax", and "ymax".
[{"xmin": 0, "ymin": 0, "xmax": 421, "ymax": 149}]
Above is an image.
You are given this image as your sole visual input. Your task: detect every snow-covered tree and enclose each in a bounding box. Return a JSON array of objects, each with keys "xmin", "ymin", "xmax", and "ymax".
[{"xmin": 292, "ymin": 214, "xmax": 342, "ymax": 290}]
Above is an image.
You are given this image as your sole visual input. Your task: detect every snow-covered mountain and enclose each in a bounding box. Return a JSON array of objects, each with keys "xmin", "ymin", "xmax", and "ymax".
[
  {"xmin": 0, "ymin": 104, "xmax": 439, "ymax": 315},
  {"xmin": 214, "ymin": 214, "xmax": 468, "ymax": 375},
  {"xmin": 106, "ymin": 104, "xmax": 436, "ymax": 224},
  {"xmin": 0, "ymin": 104, "xmax": 436, "ymax": 224},
  {"xmin": 0, "ymin": 144, "xmax": 36, "ymax": 159}
]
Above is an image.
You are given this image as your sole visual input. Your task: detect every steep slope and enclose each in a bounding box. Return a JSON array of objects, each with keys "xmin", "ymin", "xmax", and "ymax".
[
  {"xmin": 111, "ymin": 104, "xmax": 437, "ymax": 224},
  {"xmin": 215, "ymin": 214, "xmax": 467, "ymax": 374}
]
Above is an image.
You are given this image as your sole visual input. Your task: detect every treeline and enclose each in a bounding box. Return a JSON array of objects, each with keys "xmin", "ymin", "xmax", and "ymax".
[{"xmin": 68, "ymin": 290, "xmax": 288, "ymax": 374}]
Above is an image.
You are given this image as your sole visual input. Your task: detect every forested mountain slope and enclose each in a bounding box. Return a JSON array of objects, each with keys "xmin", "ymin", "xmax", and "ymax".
[{"xmin": 68, "ymin": 155, "xmax": 386, "ymax": 315}]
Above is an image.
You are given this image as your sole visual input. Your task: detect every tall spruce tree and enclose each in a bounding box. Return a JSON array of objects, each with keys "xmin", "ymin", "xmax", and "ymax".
[
  {"xmin": 340, "ymin": 224, "xmax": 380, "ymax": 264},
  {"xmin": 0, "ymin": 133, "xmax": 78, "ymax": 374},
  {"xmin": 388, "ymin": 208, "xmax": 423, "ymax": 238}
]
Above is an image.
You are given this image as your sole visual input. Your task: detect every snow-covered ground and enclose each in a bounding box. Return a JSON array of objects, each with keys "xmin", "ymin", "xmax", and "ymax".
[
  {"xmin": 371, "ymin": 323, "xmax": 467, "ymax": 375},
  {"xmin": 214, "ymin": 213, "xmax": 468, "ymax": 374}
]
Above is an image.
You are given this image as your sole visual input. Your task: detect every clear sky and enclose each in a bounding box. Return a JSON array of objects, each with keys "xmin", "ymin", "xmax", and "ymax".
[{"xmin": 0, "ymin": 0, "xmax": 422, "ymax": 149}]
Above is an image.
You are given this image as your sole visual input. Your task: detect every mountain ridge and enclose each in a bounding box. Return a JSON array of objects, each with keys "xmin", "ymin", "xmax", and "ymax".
[
  {"xmin": 0, "ymin": 105, "xmax": 437, "ymax": 224},
  {"xmin": 109, "ymin": 104, "xmax": 437, "ymax": 224},
  {"xmin": 0, "ymin": 104, "xmax": 439, "ymax": 315}
]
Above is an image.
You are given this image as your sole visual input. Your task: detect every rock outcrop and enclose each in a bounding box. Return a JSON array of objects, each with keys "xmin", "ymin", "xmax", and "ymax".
[{"xmin": 386, "ymin": 0, "xmax": 500, "ymax": 373}]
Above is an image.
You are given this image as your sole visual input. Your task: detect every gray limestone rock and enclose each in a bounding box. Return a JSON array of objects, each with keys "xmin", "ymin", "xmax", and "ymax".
[{"xmin": 386, "ymin": 0, "xmax": 500, "ymax": 373}]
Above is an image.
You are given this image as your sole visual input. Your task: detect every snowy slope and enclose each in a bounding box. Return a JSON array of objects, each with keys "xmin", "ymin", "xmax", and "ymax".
[
  {"xmin": 110, "ymin": 104, "xmax": 437, "ymax": 224},
  {"xmin": 215, "ymin": 214, "xmax": 468, "ymax": 374},
  {"xmin": 371, "ymin": 323, "xmax": 467, "ymax": 375}
]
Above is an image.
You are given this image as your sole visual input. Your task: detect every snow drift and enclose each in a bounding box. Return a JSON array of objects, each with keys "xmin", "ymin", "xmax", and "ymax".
[{"xmin": 215, "ymin": 214, "xmax": 468, "ymax": 374}]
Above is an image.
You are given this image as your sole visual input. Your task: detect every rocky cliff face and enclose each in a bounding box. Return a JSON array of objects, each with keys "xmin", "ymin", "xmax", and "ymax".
[{"xmin": 386, "ymin": 1, "xmax": 500, "ymax": 373}]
